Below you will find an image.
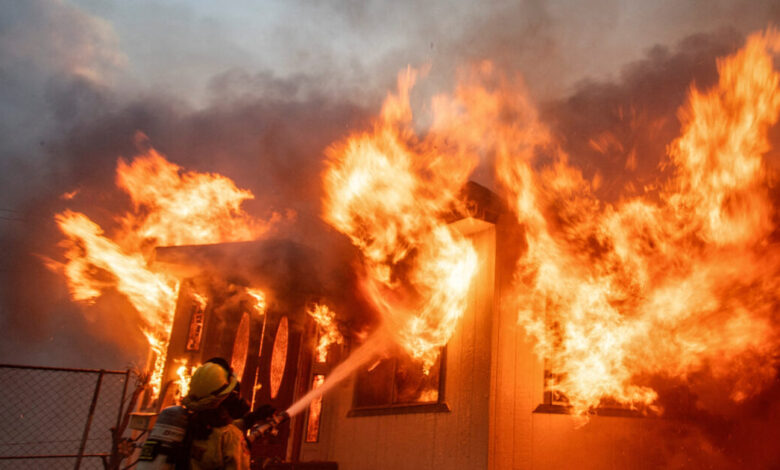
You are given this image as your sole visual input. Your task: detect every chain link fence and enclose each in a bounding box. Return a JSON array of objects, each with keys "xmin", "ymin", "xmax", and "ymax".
[{"xmin": 0, "ymin": 364, "xmax": 131, "ymax": 469}]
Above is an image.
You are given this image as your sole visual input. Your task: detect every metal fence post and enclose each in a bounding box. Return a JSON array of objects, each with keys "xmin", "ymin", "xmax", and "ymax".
[
  {"xmin": 116, "ymin": 370, "xmax": 130, "ymax": 431},
  {"xmin": 74, "ymin": 370, "xmax": 104, "ymax": 470}
]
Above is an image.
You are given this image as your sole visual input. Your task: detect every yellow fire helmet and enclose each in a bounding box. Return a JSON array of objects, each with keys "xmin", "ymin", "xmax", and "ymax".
[{"xmin": 182, "ymin": 361, "xmax": 238, "ymax": 411}]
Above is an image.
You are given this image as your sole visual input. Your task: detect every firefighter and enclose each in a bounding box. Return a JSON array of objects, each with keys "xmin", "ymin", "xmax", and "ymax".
[
  {"xmin": 137, "ymin": 358, "xmax": 275, "ymax": 470},
  {"xmin": 183, "ymin": 358, "xmax": 275, "ymax": 470}
]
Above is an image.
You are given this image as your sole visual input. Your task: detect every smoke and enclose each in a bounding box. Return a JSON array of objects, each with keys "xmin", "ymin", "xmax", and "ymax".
[
  {"xmin": 0, "ymin": 1, "xmax": 374, "ymax": 368},
  {"xmin": 0, "ymin": 84, "xmax": 373, "ymax": 367},
  {"xmin": 1, "ymin": 1, "xmax": 779, "ymax": 465},
  {"xmin": 542, "ymin": 29, "xmax": 745, "ymax": 201}
]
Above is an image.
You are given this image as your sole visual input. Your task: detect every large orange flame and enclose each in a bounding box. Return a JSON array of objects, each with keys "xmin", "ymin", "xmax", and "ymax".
[
  {"xmin": 492, "ymin": 30, "xmax": 780, "ymax": 414},
  {"xmin": 323, "ymin": 29, "xmax": 780, "ymax": 415},
  {"xmin": 323, "ymin": 68, "xmax": 480, "ymax": 372},
  {"xmin": 115, "ymin": 147, "xmax": 277, "ymax": 248},
  {"xmin": 50, "ymin": 144, "xmax": 277, "ymax": 397}
]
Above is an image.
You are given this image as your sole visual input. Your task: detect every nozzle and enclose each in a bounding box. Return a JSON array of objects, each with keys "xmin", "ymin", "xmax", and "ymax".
[{"xmin": 247, "ymin": 411, "xmax": 290, "ymax": 442}]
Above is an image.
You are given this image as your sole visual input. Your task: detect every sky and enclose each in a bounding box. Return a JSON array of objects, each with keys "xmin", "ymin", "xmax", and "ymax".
[{"xmin": 1, "ymin": 0, "xmax": 779, "ymax": 367}]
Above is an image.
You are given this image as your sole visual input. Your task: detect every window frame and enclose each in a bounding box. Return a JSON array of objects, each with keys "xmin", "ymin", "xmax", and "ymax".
[
  {"xmin": 533, "ymin": 359, "xmax": 649, "ymax": 418},
  {"xmin": 347, "ymin": 347, "xmax": 450, "ymax": 417},
  {"xmin": 303, "ymin": 373, "xmax": 326, "ymax": 443}
]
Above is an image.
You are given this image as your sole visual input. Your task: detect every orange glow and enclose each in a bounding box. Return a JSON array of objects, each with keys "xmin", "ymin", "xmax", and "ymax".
[
  {"xmin": 246, "ymin": 287, "xmax": 267, "ymax": 315},
  {"xmin": 186, "ymin": 291, "xmax": 208, "ymax": 351},
  {"xmin": 323, "ymin": 68, "xmax": 479, "ymax": 372},
  {"xmin": 490, "ymin": 30, "xmax": 780, "ymax": 414},
  {"xmin": 49, "ymin": 144, "xmax": 277, "ymax": 398},
  {"xmin": 417, "ymin": 388, "xmax": 438, "ymax": 403},
  {"xmin": 174, "ymin": 358, "xmax": 198, "ymax": 399},
  {"xmin": 270, "ymin": 316, "xmax": 289, "ymax": 399},
  {"xmin": 307, "ymin": 303, "xmax": 344, "ymax": 362},
  {"xmin": 231, "ymin": 312, "xmax": 251, "ymax": 380},
  {"xmin": 305, "ymin": 374, "xmax": 326, "ymax": 443}
]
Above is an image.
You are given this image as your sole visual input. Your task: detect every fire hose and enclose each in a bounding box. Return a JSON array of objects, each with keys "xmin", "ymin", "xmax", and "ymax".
[{"xmin": 247, "ymin": 411, "xmax": 290, "ymax": 442}]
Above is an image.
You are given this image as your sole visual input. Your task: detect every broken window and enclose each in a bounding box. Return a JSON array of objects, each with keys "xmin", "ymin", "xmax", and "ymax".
[
  {"xmin": 541, "ymin": 319, "xmax": 570, "ymax": 408},
  {"xmin": 537, "ymin": 320, "xmax": 642, "ymax": 416},
  {"xmin": 351, "ymin": 348, "xmax": 445, "ymax": 413}
]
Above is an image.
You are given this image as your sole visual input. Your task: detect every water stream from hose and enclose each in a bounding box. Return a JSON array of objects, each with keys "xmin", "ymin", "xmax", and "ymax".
[{"xmin": 284, "ymin": 332, "xmax": 390, "ymax": 418}]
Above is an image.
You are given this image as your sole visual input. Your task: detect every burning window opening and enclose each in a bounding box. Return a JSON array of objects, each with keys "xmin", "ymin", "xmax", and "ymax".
[
  {"xmin": 305, "ymin": 374, "xmax": 326, "ymax": 443},
  {"xmin": 231, "ymin": 311, "xmax": 252, "ymax": 381},
  {"xmin": 185, "ymin": 290, "xmax": 208, "ymax": 351},
  {"xmin": 308, "ymin": 303, "xmax": 344, "ymax": 363},
  {"xmin": 322, "ymin": 67, "xmax": 480, "ymax": 375},
  {"xmin": 537, "ymin": 323, "xmax": 656, "ymax": 416},
  {"xmin": 536, "ymin": 319, "xmax": 638, "ymax": 414},
  {"xmin": 352, "ymin": 346, "xmax": 444, "ymax": 413},
  {"xmin": 497, "ymin": 29, "xmax": 780, "ymax": 417},
  {"xmin": 251, "ymin": 308, "xmax": 269, "ymax": 411},
  {"xmin": 270, "ymin": 316, "xmax": 290, "ymax": 400},
  {"xmin": 174, "ymin": 358, "xmax": 198, "ymax": 400}
]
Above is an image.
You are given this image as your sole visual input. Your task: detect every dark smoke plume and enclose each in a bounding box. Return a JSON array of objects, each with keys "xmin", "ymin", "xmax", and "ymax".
[{"xmin": 0, "ymin": 2, "xmax": 373, "ymax": 369}]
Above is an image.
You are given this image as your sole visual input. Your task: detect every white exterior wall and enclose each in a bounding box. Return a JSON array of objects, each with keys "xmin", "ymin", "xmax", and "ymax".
[
  {"xmin": 300, "ymin": 224, "xmax": 497, "ymax": 470},
  {"xmin": 486, "ymin": 220, "xmax": 695, "ymax": 470}
]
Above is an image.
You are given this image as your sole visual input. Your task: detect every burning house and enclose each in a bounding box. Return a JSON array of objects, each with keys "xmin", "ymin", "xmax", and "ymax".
[
  {"xmin": 44, "ymin": 26, "xmax": 780, "ymax": 470},
  {"xmin": 151, "ymin": 238, "xmax": 335, "ymax": 463},
  {"xmin": 144, "ymin": 179, "xmax": 713, "ymax": 470},
  {"xmin": 145, "ymin": 182, "xmax": 504, "ymax": 468}
]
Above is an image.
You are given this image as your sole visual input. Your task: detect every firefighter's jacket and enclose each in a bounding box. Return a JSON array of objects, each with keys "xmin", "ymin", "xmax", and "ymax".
[{"xmin": 189, "ymin": 422, "xmax": 250, "ymax": 470}]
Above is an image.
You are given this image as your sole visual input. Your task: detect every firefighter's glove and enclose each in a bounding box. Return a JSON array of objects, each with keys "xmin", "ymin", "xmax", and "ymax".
[{"xmin": 243, "ymin": 405, "xmax": 276, "ymax": 428}]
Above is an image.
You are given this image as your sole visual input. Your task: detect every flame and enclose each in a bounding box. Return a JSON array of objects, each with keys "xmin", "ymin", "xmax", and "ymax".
[
  {"xmin": 191, "ymin": 292, "xmax": 208, "ymax": 310},
  {"xmin": 322, "ymin": 68, "xmax": 479, "ymax": 372},
  {"xmin": 61, "ymin": 189, "xmax": 79, "ymax": 200},
  {"xmin": 307, "ymin": 303, "xmax": 344, "ymax": 362},
  {"xmin": 490, "ymin": 30, "xmax": 780, "ymax": 414},
  {"xmin": 115, "ymin": 146, "xmax": 277, "ymax": 248},
  {"xmin": 174, "ymin": 358, "xmax": 198, "ymax": 399},
  {"xmin": 246, "ymin": 287, "xmax": 267, "ymax": 315},
  {"xmin": 417, "ymin": 388, "xmax": 439, "ymax": 403},
  {"xmin": 50, "ymin": 144, "xmax": 276, "ymax": 397},
  {"xmin": 305, "ymin": 374, "xmax": 326, "ymax": 442},
  {"xmin": 323, "ymin": 29, "xmax": 780, "ymax": 414}
]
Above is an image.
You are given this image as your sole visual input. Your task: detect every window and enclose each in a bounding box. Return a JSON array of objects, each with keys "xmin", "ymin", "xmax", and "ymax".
[
  {"xmin": 304, "ymin": 374, "xmax": 325, "ymax": 443},
  {"xmin": 534, "ymin": 322, "xmax": 645, "ymax": 418},
  {"xmin": 230, "ymin": 312, "xmax": 251, "ymax": 380},
  {"xmin": 269, "ymin": 316, "xmax": 289, "ymax": 399},
  {"xmin": 349, "ymin": 347, "xmax": 448, "ymax": 416}
]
